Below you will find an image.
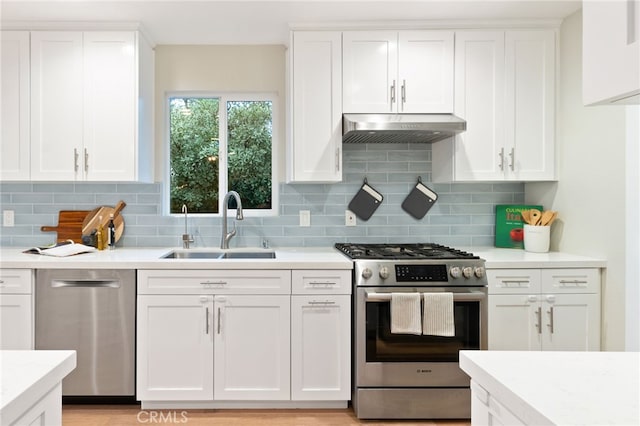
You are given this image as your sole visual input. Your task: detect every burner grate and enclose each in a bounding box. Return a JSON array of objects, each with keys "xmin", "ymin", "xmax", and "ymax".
[{"xmin": 334, "ymin": 243, "xmax": 479, "ymax": 260}]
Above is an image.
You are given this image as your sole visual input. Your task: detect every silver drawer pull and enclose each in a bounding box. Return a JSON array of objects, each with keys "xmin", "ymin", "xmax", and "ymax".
[
  {"xmin": 217, "ymin": 307, "xmax": 222, "ymax": 334},
  {"xmin": 309, "ymin": 281, "xmax": 336, "ymax": 286},
  {"xmin": 308, "ymin": 301, "xmax": 336, "ymax": 305},
  {"xmin": 559, "ymin": 280, "xmax": 588, "ymax": 284},
  {"xmin": 201, "ymin": 280, "xmax": 227, "ymax": 285},
  {"xmin": 205, "ymin": 307, "xmax": 210, "ymax": 335}
]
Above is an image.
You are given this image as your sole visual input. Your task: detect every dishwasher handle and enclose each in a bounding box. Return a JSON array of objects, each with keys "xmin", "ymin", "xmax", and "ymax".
[{"xmin": 51, "ymin": 279, "xmax": 121, "ymax": 288}]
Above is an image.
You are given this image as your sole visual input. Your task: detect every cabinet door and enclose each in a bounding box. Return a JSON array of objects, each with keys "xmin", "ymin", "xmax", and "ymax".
[
  {"xmin": 0, "ymin": 295, "xmax": 32, "ymax": 350},
  {"xmin": 1, "ymin": 31, "xmax": 30, "ymax": 180},
  {"xmin": 291, "ymin": 295, "xmax": 350, "ymax": 401},
  {"xmin": 488, "ymin": 294, "xmax": 540, "ymax": 350},
  {"xmin": 137, "ymin": 295, "xmax": 213, "ymax": 401},
  {"xmin": 30, "ymin": 31, "xmax": 83, "ymax": 180},
  {"xmin": 398, "ymin": 31, "xmax": 453, "ymax": 113},
  {"xmin": 505, "ymin": 30, "xmax": 555, "ymax": 181},
  {"xmin": 83, "ymin": 32, "xmax": 136, "ymax": 181},
  {"xmin": 289, "ymin": 31, "xmax": 342, "ymax": 182},
  {"xmin": 343, "ymin": 31, "xmax": 397, "ymax": 113},
  {"xmin": 214, "ymin": 295, "xmax": 290, "ymax": 400},
  {"xmin": 444, "ymin": 31, "xmax": 505, "ymax": 181},
  {"xmin": 541, "ymin": 294, "xmax": 600, "ymax": 351}
]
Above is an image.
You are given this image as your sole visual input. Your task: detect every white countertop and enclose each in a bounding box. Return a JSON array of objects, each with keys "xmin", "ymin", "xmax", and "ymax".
[
  {"xmin": 471, "ymin": 247, "xmax": 606, "ymax": 268},
  {"xmin": 0, "ymin": 246, "xmax": 605, "ymax": 270},
  {"xmin": 0, "ymin": 350, "xmax": 76, "ymax": 424},
  {"xmin": 0, "ymin": 247, "xmax": 354, "ymax": 270},
  {"xmin": 460, "ymin": 350, "xmax": 640, "ymax": 425}
]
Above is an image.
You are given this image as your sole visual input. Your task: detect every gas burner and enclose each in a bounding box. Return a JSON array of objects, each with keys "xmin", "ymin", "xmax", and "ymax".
[{"xmin": 334, "ymin": 243, "xmax": 479, "ymax": 260}]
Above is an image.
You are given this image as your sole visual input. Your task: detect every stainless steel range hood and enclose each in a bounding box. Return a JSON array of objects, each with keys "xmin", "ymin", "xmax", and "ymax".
[{"xmin": 343, "ymin": 114, "xmax": 466, "ymax": 144}]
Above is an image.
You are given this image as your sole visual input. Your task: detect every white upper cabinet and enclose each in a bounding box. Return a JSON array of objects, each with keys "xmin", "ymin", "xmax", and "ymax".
[
  {"xmin": 343, "ymin": 30, "xmax": 454, "ymax": 113},
  {"xmin": 433, "ymin": 29, "xmax": 556, "ymax": 182},
  {"xmin": 1, "ymin": 31, "xmax": 30, "ymax": 180},
  {"xmin": 27, "ymin": 30, "xmax": 153, "ymax": 182},
  {"xmin": 583, "ymin": 0, "xmax": 640, "ymax": 105},
  {"xmin": 288, "ymin": 31, "xmax": 342, "ymax": 183}
]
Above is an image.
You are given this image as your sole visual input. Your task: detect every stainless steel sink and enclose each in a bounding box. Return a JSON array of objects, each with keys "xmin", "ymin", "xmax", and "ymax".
[
  {"xmin": 219, "ymin": 252, "xmax": 276, "ymax": 259},
  {"xmin": 160, "ymin": 249, "xmax": 275, "ymax": 259}
]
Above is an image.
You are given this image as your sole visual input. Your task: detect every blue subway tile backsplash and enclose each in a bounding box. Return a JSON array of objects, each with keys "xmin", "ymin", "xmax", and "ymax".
[{"xmin": 0, "ymin": 144, "xmax": 522, "ymax": 248}]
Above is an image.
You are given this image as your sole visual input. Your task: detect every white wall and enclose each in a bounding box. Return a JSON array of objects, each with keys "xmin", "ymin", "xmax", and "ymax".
[
  {"xmin": 526, "ymin": 9, "xmax": 627, "ymax": 350},
  {"xmin": 153, "ymin": 45, "xmax": 287, "ymax": 183},
  {"xmin": 626, "ymin": 105, "xmax": 640, "ymax": 351}
]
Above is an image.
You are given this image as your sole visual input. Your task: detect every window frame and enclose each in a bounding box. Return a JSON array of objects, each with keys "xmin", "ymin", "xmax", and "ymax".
[{"xmin": 164, "ymin": 91, "xmax": 278, "ymax": 217}]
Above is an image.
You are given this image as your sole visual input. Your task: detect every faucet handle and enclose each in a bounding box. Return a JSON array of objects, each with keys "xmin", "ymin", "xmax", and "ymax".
[{"xmin": 182, "ymin": 233, "xmax": 194, "ymax": 249}]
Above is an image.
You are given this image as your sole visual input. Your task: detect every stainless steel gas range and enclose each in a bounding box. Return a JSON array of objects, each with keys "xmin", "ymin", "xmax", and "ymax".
[{"xmin": 334, "ymin": 243, "xmax": 488, "ymax": 420}]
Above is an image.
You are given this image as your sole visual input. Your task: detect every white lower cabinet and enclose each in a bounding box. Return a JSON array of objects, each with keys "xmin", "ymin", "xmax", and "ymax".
[
  {"xmin": 290, "ymin": 269, "xmax": 351, "ymax": 401},
  {"xmin": 291, "ymin": 295, "xmax": 350, "ymax": 401},
  {"xmin": 136, "ymin": 269, "xmax": 351, "ymax": 406},
  {"xmin": 136, "ymin": 295, "xmax": 214, "ymax": 401},
  {"xmin": 487, "ymin": 268, "xmax": 601, "ymax": 351},
  {"xmin": 214, "ymin": 295, "xmax": 290, "ymax": 400},
  {"xmin": 0, "ymin": 269, "xmax": 33, "ymax": 350}
]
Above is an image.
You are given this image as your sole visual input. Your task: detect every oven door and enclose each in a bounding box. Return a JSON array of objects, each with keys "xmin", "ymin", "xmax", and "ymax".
[{"xmin": 355, "ymin": 286, "xmax": 487, "ymax": 388}]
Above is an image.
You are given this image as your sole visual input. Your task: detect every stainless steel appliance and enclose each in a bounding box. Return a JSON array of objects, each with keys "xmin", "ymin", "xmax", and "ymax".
[
  {"xmin": 334, "ymin": 243, "xmax": 487, "ymax": 420},
  {"xmin": 35, "ymin": 269, "xmax": 135, "ymax": 401},
  {"xmin": 342, "ymin": 113, "xmax": 466, "ymax": 144}
]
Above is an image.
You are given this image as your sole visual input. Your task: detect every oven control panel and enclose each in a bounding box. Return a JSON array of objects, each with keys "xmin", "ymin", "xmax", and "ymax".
[{"xmin": 355, "ymin": 261, "xmax": 487, "ymax": 286}]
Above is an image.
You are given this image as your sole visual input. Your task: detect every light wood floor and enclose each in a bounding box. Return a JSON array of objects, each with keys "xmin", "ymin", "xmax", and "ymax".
[{"xmin": 62, "ymin": 405, "xmax": 471, "ymax": 425}]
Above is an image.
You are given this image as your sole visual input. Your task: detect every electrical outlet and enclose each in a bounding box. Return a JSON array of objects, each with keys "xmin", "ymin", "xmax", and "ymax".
[
  {"xmin": 345, "ymin": 210, "xmax": 357, "ymax": 227},
  {"xmin": 3, "ymin": 210, "xmax": 15, "ymax": 227},
  {"xmin": 299, "ymin": 210, "xmax": 311, "ymax": 227}
]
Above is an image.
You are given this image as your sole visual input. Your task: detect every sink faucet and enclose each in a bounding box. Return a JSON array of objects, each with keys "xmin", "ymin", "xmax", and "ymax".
[
  {"xmin": 182, "ymin": 204, "xmax": 194, "ymax": 249},
  {"xmin": 220, "ymin": 191, "xmax": 244, "ymax": 249}
]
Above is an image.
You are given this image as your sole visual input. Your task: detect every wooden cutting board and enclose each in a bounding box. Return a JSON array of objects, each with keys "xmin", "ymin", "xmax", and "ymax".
[
  {"xmin": 82, "ymin": 200, "xmax": 126, "ymax": 242},
  {"xmin": 41, "ymin": 210, "xmax": 91, "ymax": 243}
]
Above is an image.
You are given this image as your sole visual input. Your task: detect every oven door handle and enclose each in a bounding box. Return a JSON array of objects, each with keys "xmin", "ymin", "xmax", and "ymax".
[{"xmin": 365, "ymin": 290, "xmax": 486, "ymax": 302}]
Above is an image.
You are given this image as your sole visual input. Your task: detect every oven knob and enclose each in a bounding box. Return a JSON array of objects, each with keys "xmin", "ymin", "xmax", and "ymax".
[
  {"xmin": 474, "ymin": 267, "xmax": 485, "ymax": 278},
  {"xmin": 462, "ymin": 267, "xmax": 473, "ymax": 278},
  {"xmin": 450, "ymin": 267, "xmax": 461, "ymax": 278},
  {"xmin": 361, "ymin": 268, "xmax": 373, "ymax": 279},
  {"xmin": 379, "ymin": 266, "xmax": 390, "ymax": 279}
]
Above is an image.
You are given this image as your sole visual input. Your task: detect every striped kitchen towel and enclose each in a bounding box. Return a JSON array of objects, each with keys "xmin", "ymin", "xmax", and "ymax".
[
  {"xmin": 422, "ymin": 292, "xmax": 455, "ymax": 337},
  {"xmin": 390, "ymin": 292, "xmax": 422, "ymax": 335}
]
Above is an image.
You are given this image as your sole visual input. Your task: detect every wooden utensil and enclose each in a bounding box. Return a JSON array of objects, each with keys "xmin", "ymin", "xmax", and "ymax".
[
  {"xmin": 521, "ymin": 209, "xmax": 532, "ymax": 225},
  {"xmin": 541, "ymin": 210, "xmax": 558, "ymax": 226},
  {"xmin": 530, "ymin": 208, "xmax": 542, "ymax": 226},
  {"xmin": 41, "ymin": 210, "xmax": 91, "ymax": 243},
  {"xmin": 82, "ymin": 200, "xmax": 126, "ymax": 242}
]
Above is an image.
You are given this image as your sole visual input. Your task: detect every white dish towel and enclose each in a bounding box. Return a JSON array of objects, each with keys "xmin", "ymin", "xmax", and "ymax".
[
  {"xmin": 422, "ymin": 292, "xmax": 455, "ymax": 337},
  {"xmin": 390, "ymin": 292, "xmax": 422, "ymax": 335}
]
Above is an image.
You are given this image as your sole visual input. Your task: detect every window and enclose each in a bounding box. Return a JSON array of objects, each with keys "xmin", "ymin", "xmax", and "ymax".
[{"xmin": 167, "ymin": 94, "xmax": 276, "ymax": 215}]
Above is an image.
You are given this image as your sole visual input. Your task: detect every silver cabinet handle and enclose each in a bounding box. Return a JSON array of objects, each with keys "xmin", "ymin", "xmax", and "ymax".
[
  {"xmin": 509, "ymin": 147, "xmax": 515, "ymax": 171},
  {"xmin": 84, "ymin": 148, "xmax": 89, "ymax": 173},
  {"xmin": 74, "ymin": 149, "xmax": 79, "ymax": 172},
  {"xmin": 501, "ymin": 279, "xmax": 530, "ymax": 285},
  {"xmin": 536, "ymin": 307, "xmax": 542, "ymax": 334},
  {"xmin": 205, "ymin": 307, "xmax": 210, "ymax": 334},
  {"xmin": 499, "ymin": 148, "xmax": 505, "ymax": 171},
  {"xmin": 335, "ymin": 147, "xmax": 340, "ymax": 172},
  {"xmin": 401, "ymin": 79, "xmax": 406, "ymax": 109},
  {"xmin": 548, "ymin": 307, "xmax": 554, "ymax": 334},
  {"xmin": 309, "ymin": 281, "xmax": 337, "ymax": 286},
  {"xmin": 201, "ymin": 280, "xmax": 227, "ymax": 285},
  {"xmin": 307, "ymin": 301, "xmax": 336, "ymax": 305},
  {"xmin": 390, "ymin": 79, "xmax": 396, "ymax": 109},
  {"xmin": 217, "ymin": 307, "xmax": 221, "ymax": 334},
  {"xmin": 559, "ymin": 280, "xmax": 588, "ymax": 284}
]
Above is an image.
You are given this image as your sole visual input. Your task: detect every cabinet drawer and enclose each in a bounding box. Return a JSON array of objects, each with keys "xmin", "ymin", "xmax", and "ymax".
[
  {"xmin": 487, "ymin": 269, "xmax": 541, "ymax": 294},
  {"xmin": 138, "ymin": 270, "xmax": 291, "ymax": 295},
  {"xmin": 0, "ymin": 269, "xmax": 33, "ymax": 294},
  {"xmin": 541, "ymin": 269, "xmax": 600, "ymax": 294},
  {"xmin": 291, "ymin": 270, "xmax": 351, "ymax": 295}
]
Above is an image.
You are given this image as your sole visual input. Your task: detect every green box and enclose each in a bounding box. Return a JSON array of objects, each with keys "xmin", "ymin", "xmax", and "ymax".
[{"xmin": 495, "ymin": 204, "xmax": 543, "ymax": 249}]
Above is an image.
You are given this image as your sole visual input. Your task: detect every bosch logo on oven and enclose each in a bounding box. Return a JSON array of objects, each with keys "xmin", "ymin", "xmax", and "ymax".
[{"xmin": 417, "ymin": 369, "xmax": 432, "ymax": 373}]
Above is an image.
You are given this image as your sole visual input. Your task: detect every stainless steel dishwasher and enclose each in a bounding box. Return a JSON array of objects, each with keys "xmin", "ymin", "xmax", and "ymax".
[{"xmin": 35, "ymin": 269, "xmax": 135, "ymax": 401}]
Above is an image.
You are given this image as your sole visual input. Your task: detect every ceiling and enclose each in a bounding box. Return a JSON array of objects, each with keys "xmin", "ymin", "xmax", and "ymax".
[{"xmin": 0, "ymin": 0, "xmax": 582, "ymax": 45}]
